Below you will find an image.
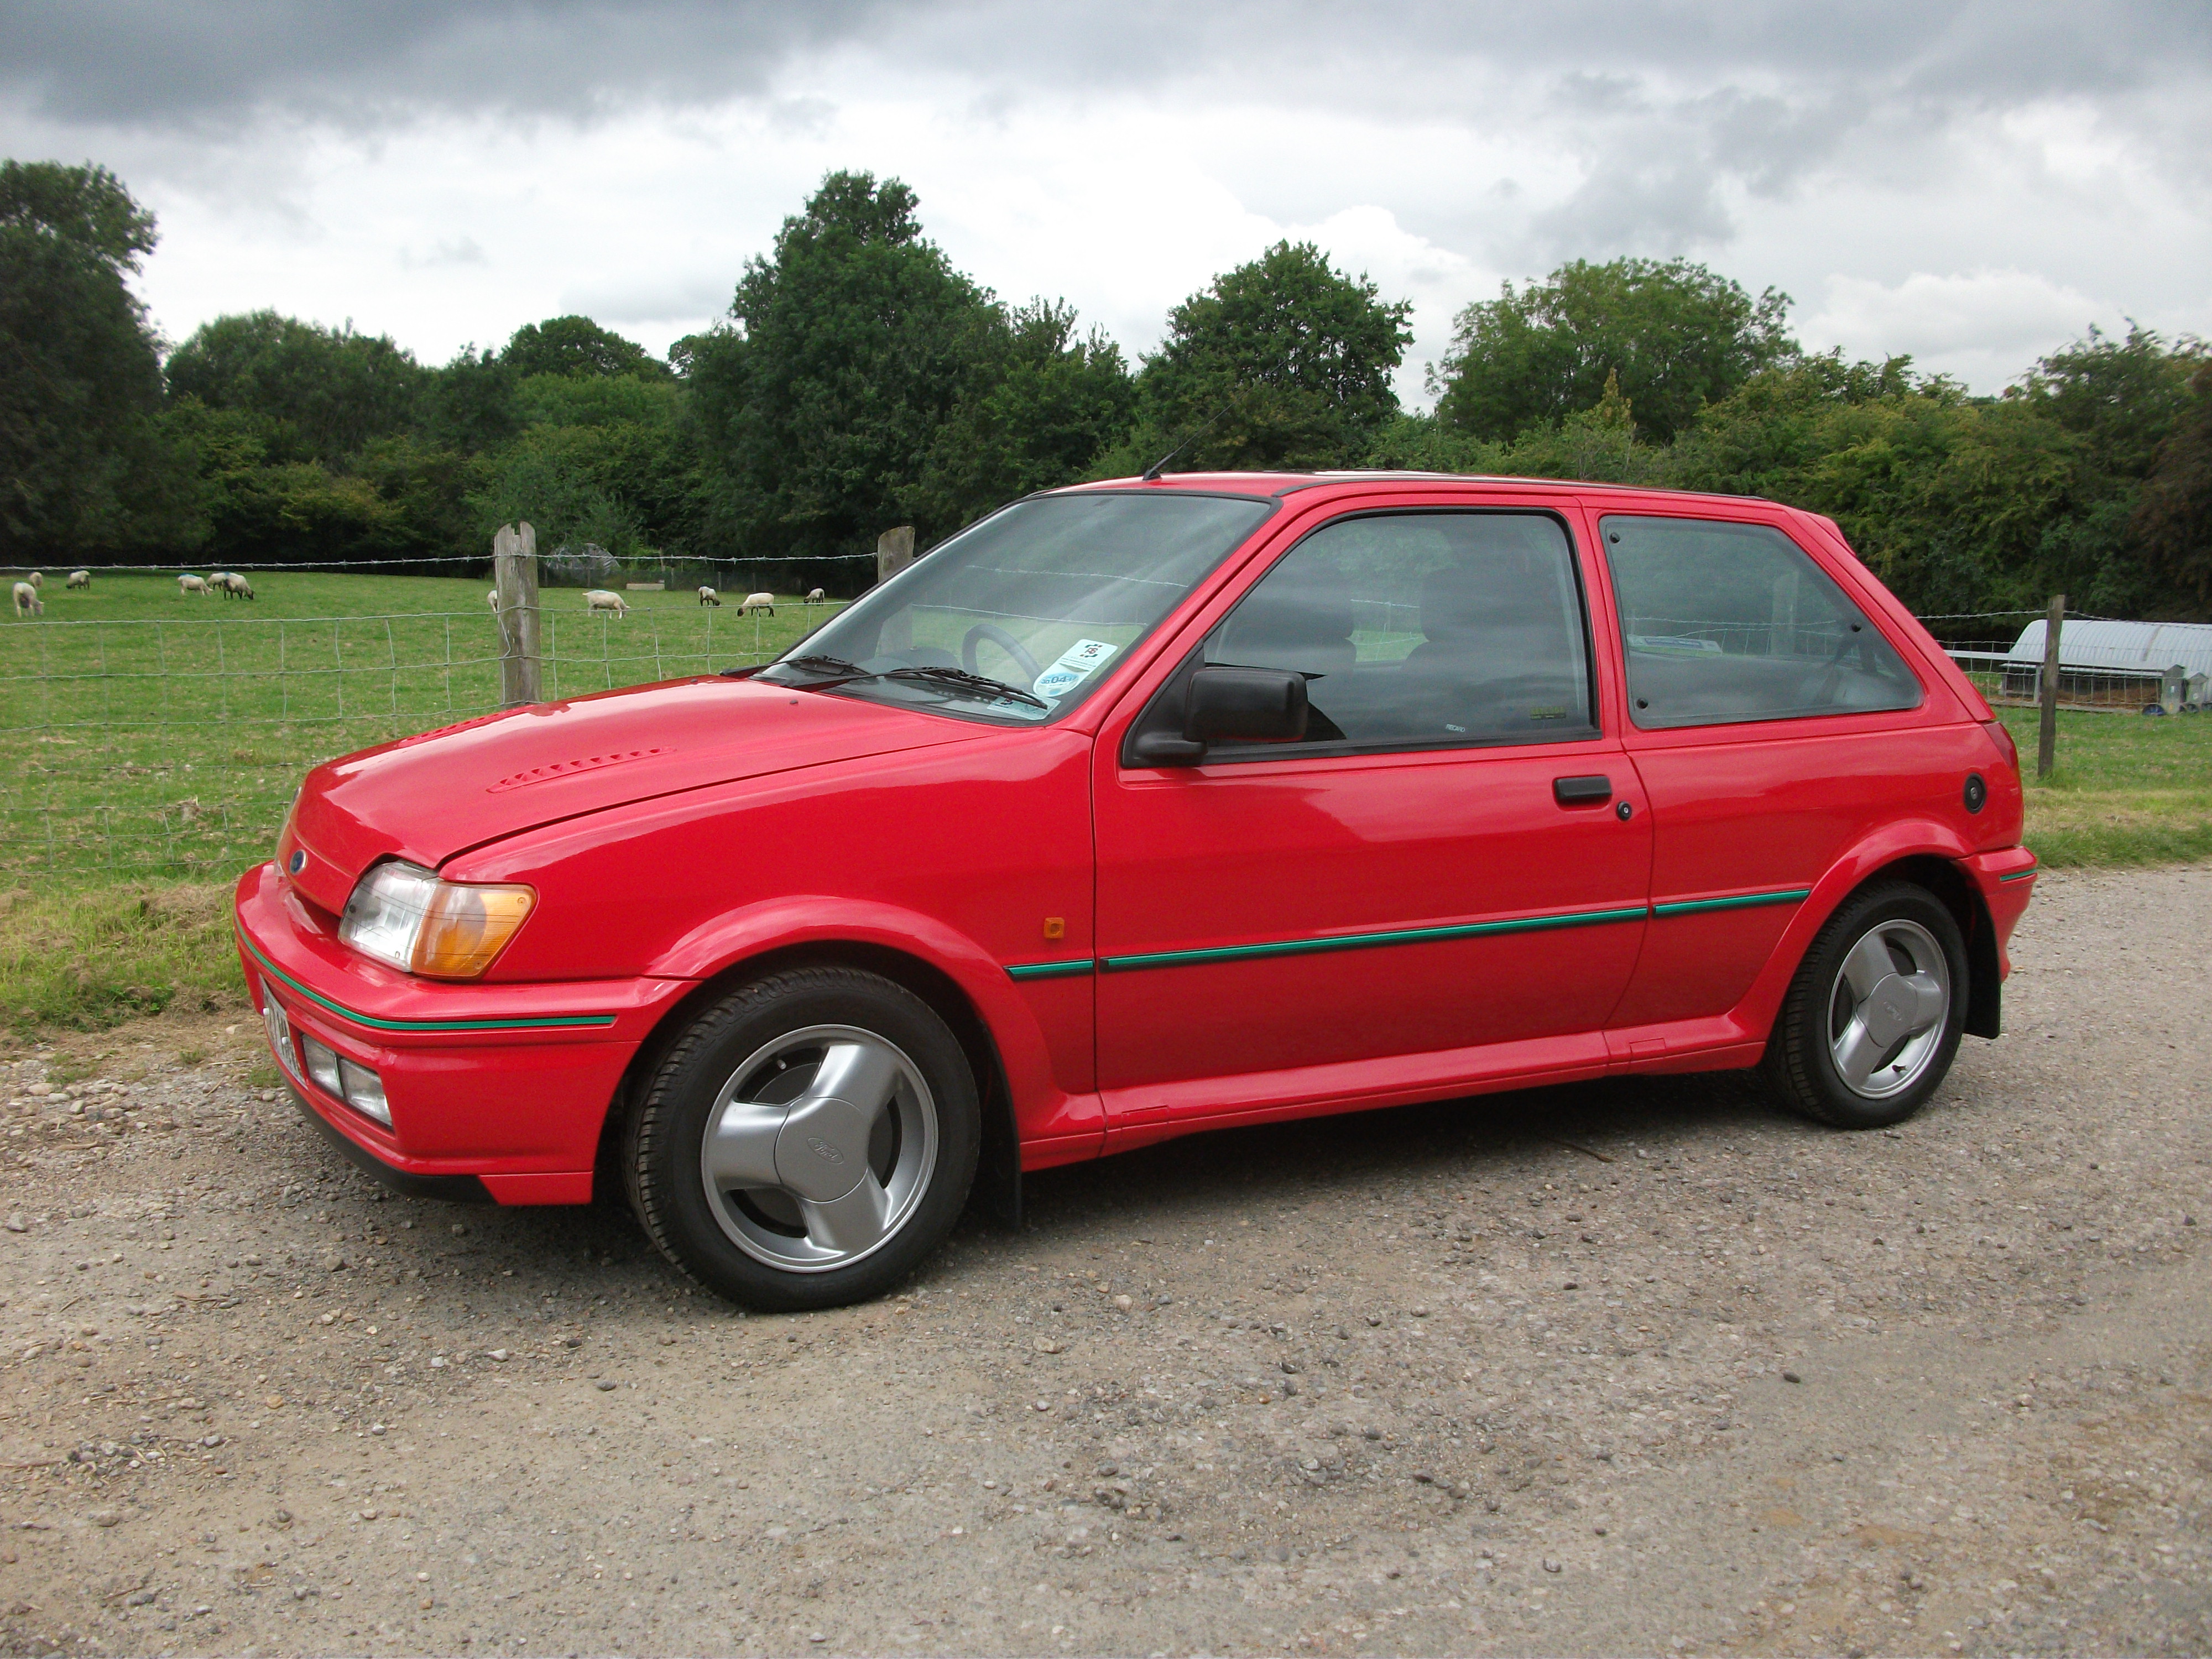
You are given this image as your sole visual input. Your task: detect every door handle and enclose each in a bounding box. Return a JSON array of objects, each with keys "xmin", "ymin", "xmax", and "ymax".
[{"xmin": 1552, "ymin": 774, "xmax": 1613, "ymax": 806}]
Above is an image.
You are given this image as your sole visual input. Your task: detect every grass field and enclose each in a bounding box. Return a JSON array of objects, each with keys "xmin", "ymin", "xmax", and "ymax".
[
  {"xmin": 1, "ymin": 574, "xmax": 2205, "ymax": 1033},
  {"xmin": 1, "ymin": 569, "xmax": 838, "ymax": 882}
]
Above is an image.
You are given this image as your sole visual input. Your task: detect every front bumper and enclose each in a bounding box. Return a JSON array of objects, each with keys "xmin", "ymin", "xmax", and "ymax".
[{"xmin": 234, "ymin": 861, "xmax": 691, "ymax": 1204}]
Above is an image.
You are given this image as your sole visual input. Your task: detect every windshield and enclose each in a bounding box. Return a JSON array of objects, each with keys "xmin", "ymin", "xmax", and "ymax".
[{"xmin": 761, "ymin": 492, "xmax": 1275, "ymax": 722}]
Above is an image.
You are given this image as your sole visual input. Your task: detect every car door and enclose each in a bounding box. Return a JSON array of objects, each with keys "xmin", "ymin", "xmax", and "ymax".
[
  {"xmin": 1092, "ymin": 501, "xmax": 1652, "ymax": 1134},
  {"xmin": 1593, "ymin": 507, "xmax": 1962, "ymax": 1041}
]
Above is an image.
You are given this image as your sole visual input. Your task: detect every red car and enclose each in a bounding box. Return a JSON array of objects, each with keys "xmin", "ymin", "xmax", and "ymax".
[{"xmin": 237, "ymin": 474, "xmax": 2035, "ymax": 1310}]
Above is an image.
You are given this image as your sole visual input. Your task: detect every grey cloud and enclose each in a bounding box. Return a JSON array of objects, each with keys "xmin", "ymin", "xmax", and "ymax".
[
  {"xmin": 0, "ymin": 1, "xmax": 891, "ymax": 128},
  {"xmin": 7, "ymin": 2, "xmax": 2207, "ymax": 129}
]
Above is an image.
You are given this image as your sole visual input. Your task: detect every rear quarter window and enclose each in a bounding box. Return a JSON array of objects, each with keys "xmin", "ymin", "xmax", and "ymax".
[{"xmin": 1601, "ymin": 515, "xmax": 1923, "ymax": 731}]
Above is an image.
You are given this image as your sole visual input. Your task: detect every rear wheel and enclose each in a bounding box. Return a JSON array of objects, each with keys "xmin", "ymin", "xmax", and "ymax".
[
  {"xmin": 1762, "ymin": 882, "xmax": 1966, "ymax": 1129},
  {"xmin": 624, "ymin": 966, "xmax": 980, "ymax": 1311}
]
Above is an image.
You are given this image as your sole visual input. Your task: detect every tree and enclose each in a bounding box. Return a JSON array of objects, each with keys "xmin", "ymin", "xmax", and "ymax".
[
  {"xmin": 1123, "ymin": 241, "xmax": 1411, "ymax": 473},
  {"xmin": 0, "ymin": 160, "xmax": 199, "ymax": 560},
  {"xmin": 2134, "ymin": 362, "xmax": 2212, "ymax": 614},
  {"xmin": 502, "ymin": 316, "xmax": 669, "ymax": 381},
  {"xmin": 164, "ymin": 311, "xmax": 427, "ymax": 462},
  {"xmin": 905, "ymin": 299, "xmax": 1134, "ymax": 528},
  {"xmin": 1433, "ymin": 257, "xmax": 1796, "ymax": 444},
  {"xmin": 688, "ymin": 171, "xmax": 1006, "ymax": 559}
]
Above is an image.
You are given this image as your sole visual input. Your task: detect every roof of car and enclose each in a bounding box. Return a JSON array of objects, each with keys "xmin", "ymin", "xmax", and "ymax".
[{"xmin": 1052, "ymin": 471, "xmax": 1783, "ymax": 508}]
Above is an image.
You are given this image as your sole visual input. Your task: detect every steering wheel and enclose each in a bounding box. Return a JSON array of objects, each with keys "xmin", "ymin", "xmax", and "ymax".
[{"xmin": 961, "ymin": 622, "xmax": 1044, "ymax": 685}]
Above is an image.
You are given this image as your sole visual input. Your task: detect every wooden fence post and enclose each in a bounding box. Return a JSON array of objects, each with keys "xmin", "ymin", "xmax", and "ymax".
[
  {"xmin": 877, "ymin": 525, "xmax": 916, "ymax": 586},
  {"xmin": 2036, "ymin": 592, "xmax": 2063, "ymax": 780},
  {"xmin": 494, "ymin": 521, "xmax": 542, "ymax": 707},
  {"xmin": 876, "ymin": 526, "xmax": 916, "ymax": 654}
]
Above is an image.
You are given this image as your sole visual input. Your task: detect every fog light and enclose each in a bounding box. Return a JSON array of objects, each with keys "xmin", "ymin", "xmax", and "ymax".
[
  {"xmin": 298, "ymin": 1034, "xmax": 392, "ymax": 1128},
  {"xmin": 300, "ymin": 1034, "xmax": 343, "ymax": 1099},
  {"xmin": 336, "ymin": 1057, "xmax": 391, "ymax": 1127}
]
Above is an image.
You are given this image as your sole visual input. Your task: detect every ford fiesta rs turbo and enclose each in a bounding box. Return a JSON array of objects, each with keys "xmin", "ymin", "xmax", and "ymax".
[{"xmin": 238, "ymin": 473, "xmax": 2033, "ymax": 1311}]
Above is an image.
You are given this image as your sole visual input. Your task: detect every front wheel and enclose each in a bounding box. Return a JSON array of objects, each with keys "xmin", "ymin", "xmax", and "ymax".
[
  {"xmin": 623, "ymin": 967, "xmax": 980, "ymax": 1310},
  {"xmin": 1762, "ymin": 882, "xmax": 1967, "ymax": 1129}
]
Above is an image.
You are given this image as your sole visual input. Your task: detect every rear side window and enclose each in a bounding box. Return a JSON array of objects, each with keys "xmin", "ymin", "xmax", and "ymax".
[
  {"xmin": 1200, "ymin": 510, "xmax": 1596, "ymax": 752},
  {"xmin": 1601, "ymin": 516, "xmax": 1922, "ymax": 730}
]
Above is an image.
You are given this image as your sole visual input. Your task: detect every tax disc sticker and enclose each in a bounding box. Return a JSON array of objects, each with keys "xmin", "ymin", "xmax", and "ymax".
[{"xmin": 1032, "ymin": 639, "xmax": 1119, "ymax": 702}]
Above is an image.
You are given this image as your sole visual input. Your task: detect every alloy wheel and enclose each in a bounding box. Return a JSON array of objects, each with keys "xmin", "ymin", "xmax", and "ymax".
[
  {"xmin": 1825, "ymin": 918, "xmax": 1952, "ymax": 1100},
  {"xmin": 698, "ymin": 1024, "xmax": 939, "ymax": 1273}
]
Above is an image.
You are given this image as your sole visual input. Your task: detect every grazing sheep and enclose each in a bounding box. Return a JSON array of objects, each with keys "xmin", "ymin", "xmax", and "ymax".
[
  {"xmin": 739, "ymin": 591, "xmax": 775, "ymax": 615},
  {"xmin": 697, "ymin": 586, "xmax": 721, "ymax": 607},
  {"xmin": 12, "ymin": 581, "xmax": 42, "ymax": 618},
  {"xmin": 584, "ymin": 588, "xmax": 630, "ymax": 618},
  {"xmin": 25, "ymin": 571, "xmax": 42, "ymax": 590},
  {"xmin": 804, "ymin": 587, "xmax": 826, "ymax": 605},
  {"xmin": 216, "ymin": 572, "xmax": 255, "ymax": 599},
  {"xmin": 66, "ymin": 570, "xmax": 90, "ymax": 589},
  {"xmin": 177, "ymin": 573, "xmax": 210, "ymax": 596}
]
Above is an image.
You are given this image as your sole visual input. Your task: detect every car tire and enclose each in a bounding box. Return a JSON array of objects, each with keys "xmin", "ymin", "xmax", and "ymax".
[
  {"xmin": 1761, "ymin": 882, "xmax": 1968, "ymax": 1130},
  {"xmin": 623, "ymin": 966, "xmax": 980, "ymax": 1311}
]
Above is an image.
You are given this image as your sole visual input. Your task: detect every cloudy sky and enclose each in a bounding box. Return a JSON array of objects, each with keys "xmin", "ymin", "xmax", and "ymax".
[{"xmin": 4, "ymin": 1, "xmax": 2208, "ymax": 402}]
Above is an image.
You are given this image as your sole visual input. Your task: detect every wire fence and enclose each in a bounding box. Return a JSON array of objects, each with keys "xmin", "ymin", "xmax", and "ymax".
[
  {"xmin": 0, "ymin": 578, "xmax": 846, "ymax": 879},
  {"xmin": 0, "ymin": 580, "xmax": 2196, "ymax": 882}
]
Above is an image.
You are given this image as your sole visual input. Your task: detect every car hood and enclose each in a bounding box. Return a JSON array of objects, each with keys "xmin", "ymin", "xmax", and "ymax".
[{"xmin": 280, "ymin": 677, "xmax": 988, "ymax": 913}]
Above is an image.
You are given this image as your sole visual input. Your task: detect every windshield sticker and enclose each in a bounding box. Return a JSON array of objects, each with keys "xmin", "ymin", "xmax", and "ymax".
[{"xmin": 1032, "ymin": 639, "xmax": 1119, "ymax": 702}]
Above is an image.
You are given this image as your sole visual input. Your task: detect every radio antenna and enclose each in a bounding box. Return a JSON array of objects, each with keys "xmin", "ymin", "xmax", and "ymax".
[{"xmin": 1141, "ymin": 394, "xmax": 1241, "ymax": 481}]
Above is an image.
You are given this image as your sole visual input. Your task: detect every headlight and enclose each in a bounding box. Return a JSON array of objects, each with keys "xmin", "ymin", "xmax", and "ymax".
[{"xmin": 338, "ymin": 860, "xmax": 536, "ymax": 979}]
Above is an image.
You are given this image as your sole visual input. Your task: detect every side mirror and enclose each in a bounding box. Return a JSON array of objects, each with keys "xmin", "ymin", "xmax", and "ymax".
[
  {"xmin": 1128, "ymin": 665, "xmax": 1310, "ymax": 766},
  {"xmin": 1187, "ymin": 666, "xmax": 1309, "ymax": 743}
]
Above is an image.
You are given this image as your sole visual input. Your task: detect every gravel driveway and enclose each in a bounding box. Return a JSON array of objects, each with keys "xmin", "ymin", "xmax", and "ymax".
[{"xmin": 1, "ymin": 865, "xmax": 2206, "ymax": 1657}]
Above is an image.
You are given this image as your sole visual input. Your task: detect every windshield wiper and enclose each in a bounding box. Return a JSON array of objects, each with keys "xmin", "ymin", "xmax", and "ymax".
[
  {"xmin": 881, "ymin": 665, "xmax": 1049, "ymax": 709},
  {"xmin": 759, "ymin": 653, "xmax": 1047, "ymax": 711},
  {"xmin": 771, "ymin": 653, "xmax": 867, "ymax": 679}
]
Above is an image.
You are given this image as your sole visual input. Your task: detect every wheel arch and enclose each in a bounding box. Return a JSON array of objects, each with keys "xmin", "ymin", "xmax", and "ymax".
[
  {"xmin": 1861, "ymin": 853, "xmax": 2002, "ymax": 1040},
  {"xmin": 1736, "ymin": 825, "xmax": 2001, "ymax": 1055},
  {"xmin": 596, "ymin": 938, "xmax": 1022, "ymax": 1228}
]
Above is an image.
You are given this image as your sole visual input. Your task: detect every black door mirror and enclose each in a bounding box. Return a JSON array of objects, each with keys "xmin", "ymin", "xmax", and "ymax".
[
  {"xmin": 1126, "ymin": 665, "xmax": 1311, "ymax": 766},
  {"xmin": 1187, "ymin": 665, "xmax": 1309, "ymax": 743}
]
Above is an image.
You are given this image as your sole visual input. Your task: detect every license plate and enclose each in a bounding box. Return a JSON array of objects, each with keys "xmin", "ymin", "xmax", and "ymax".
[{"xmin": 261, "ymin": 990, "xmax": 302, "ymax": 1083}]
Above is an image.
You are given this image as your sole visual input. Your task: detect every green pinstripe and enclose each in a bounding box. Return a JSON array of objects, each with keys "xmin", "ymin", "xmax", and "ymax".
[
  {"xmin": 1004, "ymin": 958, "xmax": 1098, "ymax": 982},
  {"xmin": 1648, "ymin": 888, "xmax": 1812, "ymax": 918},
  {"xmin": 1092, "ymin": 904, "xmax": 1650, "ymax": 974},
  {"xmin": 237, "ymin": 930, "xmax": 618, "ymax": 1034},
  {"xmin": 1008, "ymin": 888, "xmax": 1814, "ymax": 980}
]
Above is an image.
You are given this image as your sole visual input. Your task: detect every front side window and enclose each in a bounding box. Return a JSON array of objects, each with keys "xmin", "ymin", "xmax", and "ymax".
[
  {"xmin": 1198, "ymin": 510, "xmax": 1596, "ymax": 751},
  {"xmin": 763, "ymin": 491, "xmax": 1274, "ymax": 723},
  {"xmin": 1601, "ymin": 515, "xmax": 1922, "ymax": 730}
]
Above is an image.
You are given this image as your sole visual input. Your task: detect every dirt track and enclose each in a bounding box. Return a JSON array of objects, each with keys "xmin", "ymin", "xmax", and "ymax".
[{"xmin": 1, "ymin": 865, "xmax": 2207, "ymax": 1657}]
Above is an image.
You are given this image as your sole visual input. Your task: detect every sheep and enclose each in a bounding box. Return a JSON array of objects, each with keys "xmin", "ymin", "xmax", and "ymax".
[
  {"xmin": 11, "ymin": 581, "xmax": 42, "ymax": 618},
  {"xmin": 804, "ymin": 587, "xmax": 826, "ymax": 605},
  {"xmin": 697, "ymin": 586, "xmax": 721, "ymax": 607},
  {"xmin": 66, "ymin": 570, "xmax": 90, "ymax": 589},
  {"xmin": 738, "ymin": 591, "xmax": 776, "ymax": 615},
  {"xmin": 486, "ymin": 588, "xmax": 500, "ymax": 612},
  {"xmin": 177, "ymin": 573, "xmax": 210, "ymax": 596},
  {"xmin": 217, "ymin": 572, "xmax": 255, "ymax": 599},
  {"xmin": 584, "ymin": 588, "xmax": 630, "ymax": 618},
  {"xmin": 25, "ymin": 571, "xmax": 42, "ymax": 590}
]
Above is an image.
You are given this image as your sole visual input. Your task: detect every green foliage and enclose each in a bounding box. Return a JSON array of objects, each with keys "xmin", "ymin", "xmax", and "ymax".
[
  {"xmin": 2133, "ymin": 362, "xmax": 2212, "ymax": 612},
  {"xmin": 164, "ymin": 310, "xmax": 427, "ymax": 462},
  {"xmin": 502, "ymin": 315, "xmax": 670, "ymax": 380},
  {"xmin": 1120, "ymin": 241, "xmax": 1411, "ymax": 473},
  {"xmin": 1434, "ymin": 257, "xmax": 1796, "ymax": 444},
  {"xmin": 0, "ymin": 160, "xmax": 200, "ymax": 561},
  {"xmin": 689, "ymin": 171, "xmax": 1010, "ymax": 560},
  {"xmin": 905, "ymin": 299, "xmax": 1135, "ymax": 529}
]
